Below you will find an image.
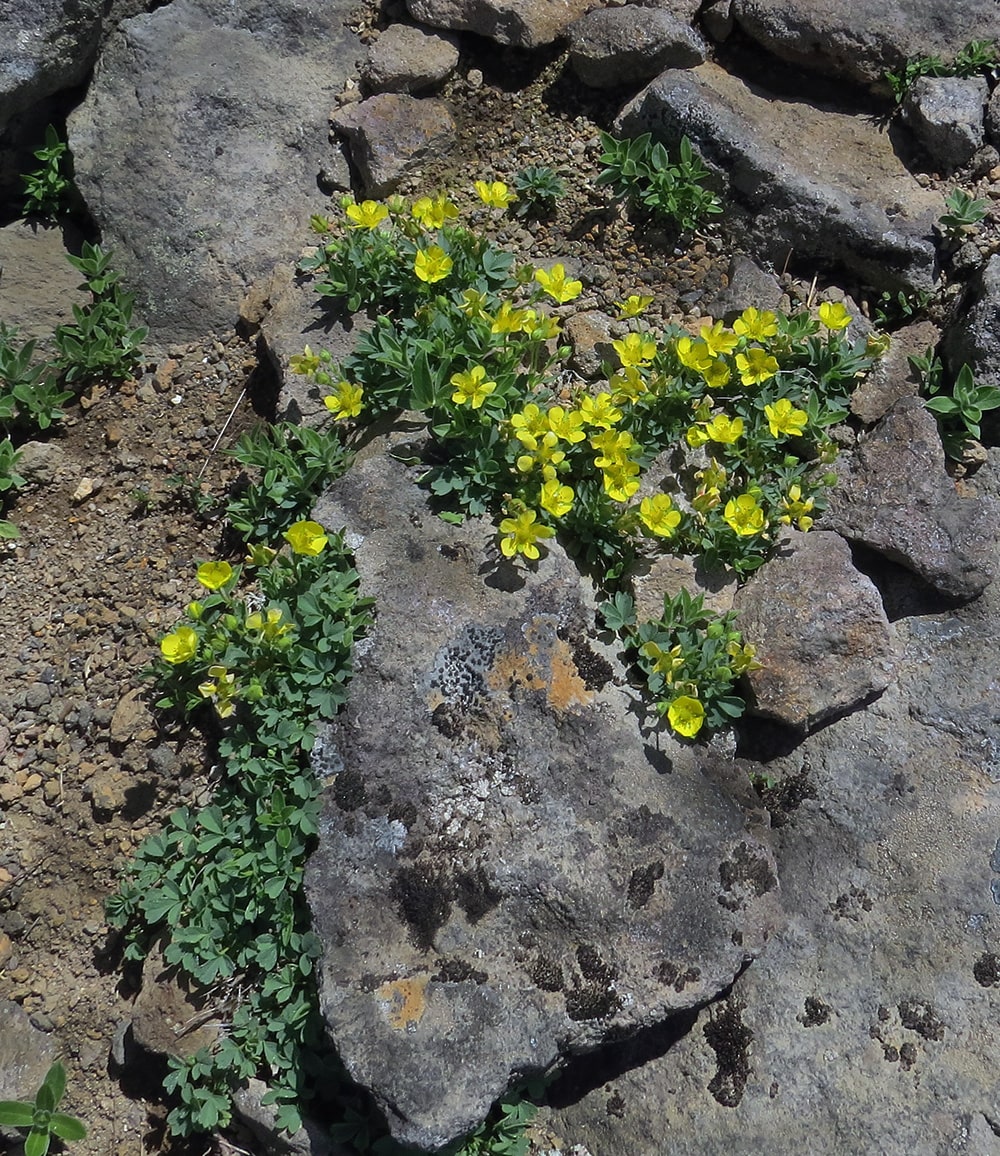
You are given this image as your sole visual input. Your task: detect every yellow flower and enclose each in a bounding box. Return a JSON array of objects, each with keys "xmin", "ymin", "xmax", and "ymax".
[
  {"xmin": 198, "ymin": 664, "xmax": 238, "ymax": 719},
  {"xmin": 534, "ymin": 263, "xmax": 583, "ymax": 303},
  {"xmin": 667, "ymin": 694, "xmax": 705, "ymax": 738},
  {"xmin": 246, "ymin": 607, "xmax": 294, "ymax": 643},
  {"xmin": 528, "ymin": 312, "xmax": 561, "ymax": 340},
  {"xmin": 735, "ymin": 347, "xmax": 779, "ymax": 386},
  {"xmin": 723, "ymin": 494, "xmax": 767, "ymax": 536},
  {"xmin": 692, "ymin": 486, "xmax": 721, "ymax": 517},
  {"xmin": 697, "ymin": 459, "xmax": 727, "ymax": 492},
  {"xmin": 699, "ymin": 320, "xmax": 738, "ymax": 357},
  {"xmin": 474, "ymin": 180, "xmax": 516, "ymax": 208},
  {"xmin": 590, "ymin": 429, "xmax": 635, "ymax": 468},
  {"xmin": 686, "ymin": 424, "xmax": 710, "ymax": 448},
  {"xmin": 289, "ymin": 345, "xmax": 322, "ymax": 375},
  {"xmin": 615, "ymin": 294, "xmax": 654, "ymax": 319},
  {"xmin": 197, "ymin": 561, "xmax": 234, "ymax": 591},
  {"xmin": 638, "ymin": 494, "xmax": 682, "ymax": 538},
  {"xmin": 499, "ymin": 509, "xmax": 554, "ymax": 560},
  {"xmin": 160, "ymin": 625, "xmax": 198, "ymax": 665},
  {"xmin": 547, "ymin": 405, "xmax": 587, "ymax": 443},
  {"xmin": 450, "ymin": 365, "xmax": 497, "ymax": 409},
  {"xmin": 705, "ymin": 414, "xmax": 744, "ymax": 444},
  {"xmin": 345, "ymin": 199, "xmax": 388, "ymax": 229},
  {"xmin": 676, "ymin": 336, "xmax": 712, "ymax": 372},
  {"xmin": 411, "ymin": 195, "xmax": 459, "ymax": 229},
  {"xmin": 733, "ymin": 307, "xmax": 779, "ymax": 341},
  {"xmin": 602, "ymin": 460, "xmax": 641, "ymax": 503},
  {"xmin": 491, "ymin": 301, "xmax": 531, "ymax": 334},
  {"xmin": 727, "ymin": 640, "xmax": 763, "ymax": 675},
  {"xmin": 460, "ymin": 288, "xmax": 490, "ymax": 320},
  {"xmin": 284, "ymin": 520, "xmax": 328, "ymax": 556},
  {"xmin": 609, "ymin": 366, "xmax": 647, "ymax": 402},
  {"xmin": 779, "ymin": 483, "xmax": 815, "ymax": 531},
  {"xmin": 414, "ymin": 246, "xmax": 453, "ymax": 283},
  {"xmin": 612, "ymin": 331, "xmax": 657, "ymax": 367},
  {"xmin": 701, "ymin": 357, "xmax": 731, "ymax": 390},
  {"xmin": 539, "ymin": 477, "xmax": 574, "ymax": 518},
  {"xmin": 764, "ymin": 398, "xmax": 808, "ymax": 439},
  {"xmin": 324, "ymin": 380, "xmax": 364, "ymax": 419},
  {"xmin": 641, "ymin": 640, "xmax": 686, "ymax": 680},
  {"xmin": 578, "ymin": 392, "xmax": 623, "ymax": 429},
  {"xmin": 510, "ymin": 402, "xmax": 548, "ymax": 449},
  {"xmin": 516, "ymin": 432, "xmax": 564, "ymax": 473},
  {"xmin": 818, "ymin": 301, "xmax": 851, "ymax": 330}
]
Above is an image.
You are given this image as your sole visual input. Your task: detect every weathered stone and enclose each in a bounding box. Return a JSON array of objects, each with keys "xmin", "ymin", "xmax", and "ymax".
[
  {"xmin": 361, "ymin": 23, "xmax": 460, "ymax": 94},
  {"xmin": 0, "ymin": 222, "xmax": 89, "ymax": 351},
  {"xmin": 733, "ymin": 530, "xmax": 895, "ymax": 731},
  {"xmin": 68, "ymin": 0, "xmax": 362, "ymax": 341},
  {"xmin": 616, "ymin": 64, "xmax": 942, "ymax": 295},
  {"xmin": 700, "ymin": 0, "xmax": 735, "ymax": 40},
  {"xmin": 406, "ymin": 0, "xmax": 597, "ymax": 48},
  {"xmin": 986, "ymin": 85, "xmax": 1000, "ymax": 150},
  {"xmin": 14, "ymin": 441, "xmax": 68, "ymax": 487},
  {"xmin": 849, "ymin": 318, "xmax": 940, "ymax": 424},
  {"xmin": 629, "ymin": 553, "xmax": 738, "ymax": 623},
  {"xmin": 942, "ymin": 253, "xmax": 1000, "ymax": 388},
  {"xmin": 304, "ymin": 451, "xmax": 778, "ymax": 1151},
  {"xmin": 564, "ymin": 310, "xmax": 614, "ymax": 379},
  {"xmin": 129, "ymin": 952, "xmax": 220, "ymax": 1062},
  {"xmin": 568, "ymin": 8, "xmax": 708, "ymax": 89},
  {"xmin": 903, "ymin": 76, "xmax": 988, "ymax": 175},
  {"xmin": 822, "ymin": 396, "xmax": 998, "ymax": 600},
  {"xmin": 0, "ymin": 999, "xmax": 57, "ymax": 1100},
  {"xmin": 0, "ymin": 0, "xmax": 104, "ymax": 133},
  {"xmin": 232, "ymin": 1079, "xmax": 343, "ymax": 1156},
  {"xmin": 703, "ymin": 253, "xmax": 783, "ymax": 323},
  {"xmin": 730, "ymin": 0, "xmax": 1000, "ymax": 91},
  {"xmin": 332, "ymin": 93, "xmax": 456, "ymax": 198},
  {"xmin": 540, "ymin": 528, "xmax": 1000, "ymax": 1153}
]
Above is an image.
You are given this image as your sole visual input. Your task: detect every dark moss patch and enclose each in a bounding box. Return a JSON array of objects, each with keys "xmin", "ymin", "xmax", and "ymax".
[
  {"xmin": 454, "ymin": 864, "xmax": 503, "ymax": 923},
  {"xmin": 333, "ymin": 768, "xmax": 367, "ymax": 812},
  {"xmin": 606, "ymin": 1092, "xmax": 626, "ymax": 1118},
  {"xmin": 704, "ymin": 999, "xmax": 753, "ymax": 1107},
  {"xmin": 392, "ymin": 863, "xmax": 452, "ymax": 951},
  {"xmin": 717, "ymin": 841, "xmax": 777, "ymax": 911},
  {"xmin": 431, "ymin": 702, "xmax": 466, "ymax": 740},
  {"xmin": 388, "ymin": 799, "xmax": 418, "ymax": 830},
  {"xmin": 973, "ymin": 952, "xmax": 1000, "ymax": 987},
  {"xmin": 899, "ymin": 1041, "xmax": 918, "ymax": 1070},
  {"xmin": 657, "ymin": 961, "xmax": 701, "ymax": 992},
  {"xmin": 898, "ymin": 999, "xmax": 945, "ymax": 1042},
  {"xmin": 617, "ymin": 803, "xmax": 678, "ymax": 845},
  {"xmin": 828, "ymin": 885, "xmax": 874, "ymax": 921},
  {"xmin": 565, "ymin": 945, "xmax": 621, "ymax": 1021},
  {"xmin": 626, "ymin": 861, "xmax": 664, "ymax": 909},
  {"xmin": 433, "ymin": 957, "xmax": 488, "ymax": 984},
  {"xmin": 566, "ymin": 632, "xmax": 613, "ymax": 690},
  {"xmin": 798, "ymin": 996, "xmax": 831, "ymax": 1027},
  {"xmin": 577, "ymin": 944, "xmax": 614, "ymax": 984},
  {"xmin": 529, "ymin": 954, "xmax": 565, "ymax": 992},
  {"xmin": 750, "ymin": 763, "xmax": 817, "ymax": 827}
]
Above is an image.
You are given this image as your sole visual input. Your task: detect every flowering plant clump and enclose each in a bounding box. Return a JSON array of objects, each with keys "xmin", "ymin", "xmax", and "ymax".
[{"xmin": 600, "ymin": 588, "xmax": 761, "ymax": 737}]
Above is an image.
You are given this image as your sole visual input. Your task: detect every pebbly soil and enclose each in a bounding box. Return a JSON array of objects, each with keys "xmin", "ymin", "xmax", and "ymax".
[{"xmin": 1, "ymin": 28, "xmax": 999, "ymax": 1156}]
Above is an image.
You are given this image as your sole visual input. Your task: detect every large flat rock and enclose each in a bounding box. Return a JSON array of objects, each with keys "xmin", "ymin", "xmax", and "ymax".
[
  {"xmin": 616, "ymin": 63, "xmax": 943, "ymax": 293},
  {"xmin": 304, "ymin": 451, "xmax": 778, "ymax": 1151}
]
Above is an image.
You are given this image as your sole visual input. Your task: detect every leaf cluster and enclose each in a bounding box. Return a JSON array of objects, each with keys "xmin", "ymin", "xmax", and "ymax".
[
  {"xmin": 596, "ymin": 132, "xmax": 723, "ymax": 233},
  {"xmin": 938, "ymin": 189, "xmax": 988, "ymax": 242},
  {"xmin": 511, "ymin": 165, "xmax": 566, "ymax": 218},
  {"xmin": 21, "ymin": 125, "xmax": 74, "ymax": 220},
  {"xmin": 885, "ymin": 38, "xmax": 998, "ymax": 106},
  {"xmin": 919, "ymin": 354, "xmax": 1000, "ymax": 457},
  {"xmin": 0, "ymin": 1062, "xmax": 87, "ymax": 1156}
]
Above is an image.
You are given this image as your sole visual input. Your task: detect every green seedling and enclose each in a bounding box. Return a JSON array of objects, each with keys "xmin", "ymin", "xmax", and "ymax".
[
  {"xmin": 922, "ymin": 360, "xmax": 1000, "ymax": 458},
  {"xmin": 0, "ymin": 1062, "xmax": 87, "ymax": 1156},
  {"xmin": 511, "ymin": 165, "xmax": 566, "ymax": 218},
  {"xmin": 938, "ymin": 189, "xmax": 988, "ymax": 241},
  {"xmin": 21, "ymin": 125, "xmax": 72, "ymax": 219}
]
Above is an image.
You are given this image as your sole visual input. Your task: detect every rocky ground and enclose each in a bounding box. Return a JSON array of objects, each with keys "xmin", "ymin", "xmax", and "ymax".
[{"xmin": 2, "ymin": 18, "xmax": 1000, "ymax": 1156}]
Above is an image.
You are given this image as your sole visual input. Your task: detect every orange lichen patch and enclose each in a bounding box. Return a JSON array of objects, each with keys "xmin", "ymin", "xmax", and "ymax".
[
  {"xmin": 544, "ymin": 639, "xmax": 591, "ymax": 712},
  {"xmin": 486, "ymin": 616, "xmax": 593, "ymax": 713},
  {"xmin": 375, "ymin": 975, "xmax": 429, "ymax": 1031}
]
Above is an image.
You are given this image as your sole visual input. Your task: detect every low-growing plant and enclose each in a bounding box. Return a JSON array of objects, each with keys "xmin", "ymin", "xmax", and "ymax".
[
  {"xmin": 107, "ymin": 522, "xmax": 373, "ymax": 1136},
  {"xmin": 886, "ymin": 38, "xmax": 999, "ymax": 106},
  {"xmin": 54, "ymin": 243, "xmax": 147, "ymax": 383},
  {"xmin": 919, "ymin": 354, "xmax": 1000, "ymax": 458},
  {"xmin": 938, "ymin": 189, "xmax": 988, "ymax": 242},
  {"xmin": 511, "ymin": 165, "xmax": 566, "ymax": 218},
  {"xmin": 871, "ymin": 287, "xmax": 931, "ymax": 328},
  {"xmin": 0, "ymin": 323, "xmax": 74, "ymax": 435},
  {"xmin": 226, "ymin": 420, "xmax": 352, "ymax": 542},
  {"xmin": 21, "ymin": 125, "xmax": 73, "ymax": 220},
  {"xmin": 600, "ymin": 588, "xmax": 759, "ymax": 737},
  {"xmin": 0, "ymin": 436, "xmax": 23, "ymax": 539},
  {"xmin": 596, "ymin": 132, "xmax": 722, "ymax": 233},
  {"xmin": 0, "ymin": 1061, "xmax": 87, "ymax": 1156}
]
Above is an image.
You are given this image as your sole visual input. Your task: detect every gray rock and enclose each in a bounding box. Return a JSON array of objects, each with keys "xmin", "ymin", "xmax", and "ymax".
[
  {"xmin": 304, "ymin": 451, "xmax": 778, "ymax": 1152},
  {"xmin": 14, "ymin": 440, "xmax": 69, "ymax": 487},
  {"xmin": 703, "ymin": 253, "xmax": 783, "ymax": 324},
  {"xmin": 540, "ymin": 532, "xmax": 1000, "ymax": 1153},
  {"xmin": 564, "ymin": 309, "xmax": 614, "ymax": 379},
  {"xmin": 128, "ymin": 952, "xmax": 220, "ymax": 1062},
  {"xmin": 0, "ymin": 221, "xmax": 89, "ymax": 351},
  {"xmin": 700, "ymin": 0, "xmax": 735, "ymax": 40},
  {"xmin": 568, "ymin": 8, "xmax": 708, "ymax": 89},
  {"xmin": 629, "ymin": 553, "xmax": 738, "ymax": 623},
  {"xmin": 822, "ymin": 396, "xmax": 998, "ymax": 600},
  {"xmin": 0, "ymin": 0, "xmax": 104, "ymax": 133},
  {"xmin": 361, "ymin": 23, "xmax": 460, "ymax": 94},
  {"xmin": 987, "ymin": 85, "xmax": 1000, "ymax": 150},
  {"xmin": 68, "ymin": 0, "xmax": 362, "ymax": 342},
  {"xmin": 232, "ymin": 1079, "xmax": 343, "ymax": 1156},
  {"xmin": 849, "ymin": 318, "xmax": 940, "ymax": 424},
  {"xmin": 616, "ymin": 63, "xmax": 942, "ymax": 295},
  {"xmin": 406, "ymin": 0, "xmax": 597, "ymax": 47},
  {"xmin": 0, "ymin": 999, "xmax": 57, "ymax": 1100},
  {"xmin": 730, "ymin": 0, "xmax": 1000, "ymax": 91},
  {"xmin": 943, "ymin": 253, "xmax": 1000, "ymax": 388},
  {"xmin": 331, "ymin": 93, "xmax": 456, "ymax": 198},
  {"xmin": 733, "ymin": 530, "xmax": 896, "ymax": 732},
  {"xmin": 903, "ymin": 76, "xmax": 988, "ymax": 175}
]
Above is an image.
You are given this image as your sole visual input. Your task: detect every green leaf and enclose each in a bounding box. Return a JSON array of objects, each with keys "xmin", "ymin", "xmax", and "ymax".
[
  {"xmin": 25, "ymin": 1128, "xmax": 51, "ymax": 1156},
  {"xmin": 40, "ymin": 1063, "xmax": 66, "ymax": 1108},
  {"xmin": 0, "ymin": 1101, "xmax": 35, "ymax": 1126},
  {"xmin": 49, "ymin": 1113, "xmax": 87, "ymax": 1141}
]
